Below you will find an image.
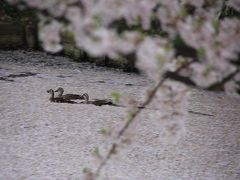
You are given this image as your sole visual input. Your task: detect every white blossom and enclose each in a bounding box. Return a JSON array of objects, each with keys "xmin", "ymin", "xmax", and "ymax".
[
  {"xmin": 39, "ymin": 20, "xmax": 63, "ymax": 52},
  {"xmin": 148, "ymin": 80, "xmax": 190, "ymax": 143},
  {"xmin": 136, "ymin": 37, "xmax": 174, "ymax": 82},
  {"xmin": 5, "ymin": 0, "xmax": 240, "ymax": 93}
]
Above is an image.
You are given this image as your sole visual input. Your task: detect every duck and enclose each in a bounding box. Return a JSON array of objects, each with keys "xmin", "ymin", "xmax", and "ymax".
[
  {"xmin": 80, "ymin": 94, "xmax": 114, "ymax": 106},
  {"xmin": 90, "ymin": 99, "xmax": 114, "ymax": 106},
  {"xmin": 47, "ymin": 89, "xmax": 77, "ymax": 103},
  {"xmin": 55, "ymin": 87, "xmax": 88, "ymax": 101}
]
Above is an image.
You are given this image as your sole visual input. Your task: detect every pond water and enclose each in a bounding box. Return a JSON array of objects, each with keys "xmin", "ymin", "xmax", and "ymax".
[
  {"xmin": 1, "ymin": 50, "xmax": 239, "ymax": 179},
  {"xmin": 0, "ymin": 50, "xmax": 153, "ymax": 105},
  {"xmin": 0, "ymin": 50, "xmax": 154, "ymax": 179}
]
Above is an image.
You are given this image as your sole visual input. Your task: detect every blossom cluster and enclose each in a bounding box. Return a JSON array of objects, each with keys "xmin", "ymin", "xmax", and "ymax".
[{"xmin": 6, "ymin": 0, "xmax": 240, "ymax": 95}]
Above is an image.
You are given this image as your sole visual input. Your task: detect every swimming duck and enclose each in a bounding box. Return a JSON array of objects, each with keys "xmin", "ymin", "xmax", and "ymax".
[
  {"xmin": 55, "ymin": 87, "xmax": 87, "ymax": 101},
  {"xmin": 81, "ymin": 94, "xmax": 114, "ymax": 106},
  {"xmin": 91, "ymin": 99, "xmax": 114, "ymax": 106},
  {"xmin": 47, "ymin": 89, "xmax": 77, "ymax": 103}
]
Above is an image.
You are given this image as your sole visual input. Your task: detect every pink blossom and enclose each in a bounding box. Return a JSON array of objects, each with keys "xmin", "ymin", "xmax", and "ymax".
[
  {"xmin": 136, "ymin": 37, "xmax": 174, "ymax": 82},
  {"xmin": 39, "ymin": 20, "xmax": 63, "ymax": 52},
  {"xmin": 5, "ymin": 0, "xmax": 240, "ymax": 95}
]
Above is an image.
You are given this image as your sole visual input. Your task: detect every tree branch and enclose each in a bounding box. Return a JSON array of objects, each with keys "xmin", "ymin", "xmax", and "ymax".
[{"xmin": 92, "ymin": 61, "xmax": 192, "ymax": 179}]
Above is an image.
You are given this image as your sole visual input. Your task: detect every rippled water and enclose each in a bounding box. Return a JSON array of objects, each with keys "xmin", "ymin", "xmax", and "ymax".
[
  {"xmin": 0, "ymin": 50, "xmax": 154, "ymax": 179},
  {"xmin": 1, "ymin": 50, "xmax": 239, "ymax": 179},
  {"xmin": 0, "ymin": 50, "xmax": 152, "ymax": 101}
]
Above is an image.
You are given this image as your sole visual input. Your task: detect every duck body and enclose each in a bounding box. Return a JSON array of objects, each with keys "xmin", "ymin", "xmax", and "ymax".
[
  {"xmin": 61, "ymin": 94, "xmax": 83, "ymax": 100},
  {"xmin": 51, "ymin": 97, "xmax": 77, "ymax": 104},
  {"xmin": 79, "ymin": 92, "xmax": 114, "ymax": 106},
  {"xmin": 55, "ymin": 87, "xmax": 86, "ymax": 100},
  {"xmin": 47, "ymin": 89, "xmax": 77, "ymax": 104},
  {"xmin": 92, "ymin": 99, "xmax": 114, "ymax": 106}
]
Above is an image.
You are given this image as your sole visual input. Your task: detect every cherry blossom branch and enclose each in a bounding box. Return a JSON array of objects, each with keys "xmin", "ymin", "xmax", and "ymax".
[{"xmin": 93, "ymin": 61, "xmax": 192, "ymax": 179}]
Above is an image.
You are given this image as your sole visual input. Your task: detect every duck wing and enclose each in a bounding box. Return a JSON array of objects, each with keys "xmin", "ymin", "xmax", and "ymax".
[{"xmin": 53, "ymin": 97, "xmax": 77, "ymax": 104}]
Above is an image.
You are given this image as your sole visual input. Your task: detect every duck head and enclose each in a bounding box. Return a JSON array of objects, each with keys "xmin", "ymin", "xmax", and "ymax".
[
  {"xmin": 82, "ymin": 93, "xmax": 89, "ymax": 102},
  {"xmin": 47, "ymin": 89, "xmax": 54, "ymax": 94},
  {"xmin": 55, "ymin": 87, "xmax": 64, "ymax": 96}
]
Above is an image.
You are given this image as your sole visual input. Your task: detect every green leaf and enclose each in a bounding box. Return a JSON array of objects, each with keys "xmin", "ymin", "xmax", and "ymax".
[
  {"xmin": 197, "ymin": 48, "xmax": 206, "ymax": 60},
  {"xmin": 99, "ymin": 128, "xmax": 108, "ymax": 135},
  {"xmin": 203, "ymin": 64, "xmax": 213, "ymax": 77},
  {"xmin": 111, "ymin": 92, "xmax": 122, "ymax": 104}
]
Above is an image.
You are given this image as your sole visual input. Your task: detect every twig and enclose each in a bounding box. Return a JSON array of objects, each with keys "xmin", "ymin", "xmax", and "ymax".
[
  {"xmin": 188, "ymin": 110, "xmax": 214, "ymax": 117},
  {"xmin": 94, "ymin": 78, "xmax": 165, "ymax": 178}
]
